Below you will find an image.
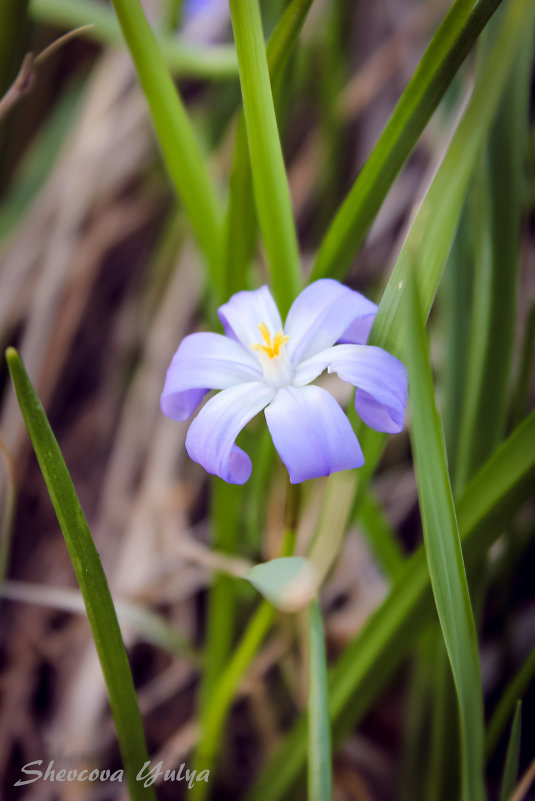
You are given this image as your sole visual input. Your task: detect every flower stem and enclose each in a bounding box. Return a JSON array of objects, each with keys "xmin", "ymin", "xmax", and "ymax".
[
  {"xmin": 307, "ymin": 599, "xmax": 332, "ymax": 801},
  {"xmin": 191, "ymin": 479, "xmax": 299, "ymax": 799},
  {"xmin": 191, "ymin": 601, "xmax": 274, "ymax": 801}
]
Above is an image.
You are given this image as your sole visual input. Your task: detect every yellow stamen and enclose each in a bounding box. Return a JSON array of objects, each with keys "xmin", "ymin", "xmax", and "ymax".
[{"xmin": 251, "ymin": 322, "xmax": 290, "ymax": 359}]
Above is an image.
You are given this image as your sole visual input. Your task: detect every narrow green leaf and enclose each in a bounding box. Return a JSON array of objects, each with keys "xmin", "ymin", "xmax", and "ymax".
[
  {"xmin": 191, "ymin": 602, "xmax": 275, "ymax": 801},
  {"xmin": 267, "ymin": 0, "xmax": 314, "ymax": 87},
  {"xmin": 511, "ymin": 300, "xmax": 535, "ymax": 427},
  {"xmin": 455, "ymin": 23, "xmax": 533, "ymax": 490},
  {"xmin": 229, "ymin": 0, "xmax": 302, "ymax": 316},
  {"xmin": 304, "ymin": 0, "xmax": 532, "ymax": 621},
  {"xmin": 487, "ymin": 646, "xmax": 535, "ymax": 758},
  {"xmin": 191, "ymin": 519, "xmax": 298, "ymax": 801},
  {"xmin": 110, "ymin": 0, "xmax": 224, "ymax": 296},
  {"xmin": 5, "ymin": 349, "xmax": 154, "ymax": 801},
  {"xmin": 313, "ymin": 2, "xmax": 349, "ymax": 233},
  {"xmin": 223, "ymin": 119, "xmax": 257, "ymax": 299},
  {"xmin": 307, "ymin": 600, "xmax": 332, "ymax": 801},
  {"xmin": 30, "ymin": 0, "xmax": 238, "ymax": 79},
  {"xmin": 357, "ymin": 488, "xmax": 405, "ymax": 581},
  {"xmin": 199, "ymin": 479, "xmax": 241, "ymax": 712},
  {"xmin": 400, "ymin": 634, "xmax": 434, "ymax": 801},
  {"xmin": 370, "ymin": 0, "xmax": 534, "ymax": 363},
  {"xmin": 246, "ymin": 410, "xmax": 535, "ymax": 801},
  {"xmin": 162, "ymin": 0, "xmax": 183, "ymax": 33},
  {"xmin": 223, "ymin": 0, "xmax": 314, "ymax": 298},
  {"xmin": 500, "ymin": 702, "xmax": 522, "ymax": 801},
  {"xmin": 311, "ymin": 0, "xmax": 504, "ymax": 282},
  {"xmin": 243, "ymin": 427, "xmax": 276, "ymax": 551},
  {"xmin": 407, "ymin": 280, "xmax": 484, "ymax": 801},
  {"xmin": 424, "ymin": 635, "xmax": 459, "ymax": 801},
  {"xmin": 438, "ymin": 210, "xmax": 472, "ymax": 476}
]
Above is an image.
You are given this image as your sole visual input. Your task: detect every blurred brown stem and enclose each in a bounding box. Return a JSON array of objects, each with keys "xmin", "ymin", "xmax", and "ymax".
[{"xmin": 0, "ymin": 25, "xmax": 93, "ymax": 123}]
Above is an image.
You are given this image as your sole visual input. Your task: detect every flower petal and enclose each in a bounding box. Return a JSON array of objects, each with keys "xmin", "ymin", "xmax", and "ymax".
[
  {"xmin": 338, "ymin": 314, "xmax": 376, "ymax": 346},
  {"xmin": 294, "ymin": 344, "xmax": 408, "ymax": 433},
  {"xmin": 265, "ymin": 385, "xmax": 364, "ymax": 484},
  {"xmin": 186, "ymin": 382, "xmax": 275, "ymax": 484},
  {"xmin": 284, "ymin": 279, "xmax": 377, "ymax": 363},
  {"xmin": 161, "ymin": 332, "xmax": 261, "ymax": 421},
  {"xmin": 218, "ymin": 286, "xmax": 283, "ymax": 350}
]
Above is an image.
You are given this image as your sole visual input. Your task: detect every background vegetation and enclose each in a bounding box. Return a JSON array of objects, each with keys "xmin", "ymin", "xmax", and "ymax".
[{"xmin": 0, "ymin": 1, "xmax": 534, "ymax": 799}]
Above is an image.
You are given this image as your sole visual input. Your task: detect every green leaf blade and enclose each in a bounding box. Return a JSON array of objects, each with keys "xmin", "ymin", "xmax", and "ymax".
[
  {"xmin": 407, "ymin": 282, "xmax": 485, "ymax": 801},
  {"xmin": 6, "ymin": 348, "xmax": 155, "ymax": 801},
  {"xmin": 229, "ymin": 0, "xmax": 302, "ymax": 316},
  {"xmin": 500, "ymin": 702, "xmax": 522, "ymax": 801},
  {"xmin": 223, "ymin": 0, "xmax": 314, "ymax": 298},
  {"xmin": 310, "ymin": 0, "xmax": 503, "ymax": 283},
  {"xmin": 304, "ymin": 0, "xmax": 533, "ymax": 602},
  {"xmin": 368, "ymin": 0, "xmax": 534, "ymax": 365},
  {"xmin": 110, "ymin": 0, "xmax": 224, "ymax": 296},
  {"xmin": 455, "ymin": 21, "xmax": 533, "ymax": 490},
  {"xmin": 246, "ymin": 410, "xmax": 535, "ymax": 801},
  {"xmin": 486, "ymin": 646, "xmax": 535, "ymax": 758}
]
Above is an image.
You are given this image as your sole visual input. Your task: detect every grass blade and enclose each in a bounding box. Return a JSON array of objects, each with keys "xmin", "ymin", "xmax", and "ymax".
[
  {"xmin": 357, "ymin": 488, "xmax": 405, "ymax": 581},
  {"xmin": 438, "ymin": 210, "xmax": 472, "ymax": 476},
  {"xmin": 246, "ymin": 410, "xmax": 535, "ymax": 801},
  {"xmin": 407, "ymin": 280, "xmax": 484, "ymax": 801},
  {"xmin": 302, "ymin": 0, "xmax": 533, "ymax": 623},
  {"xmin": 5, "ymin": 348, "xmax": 154, "ymax": 801},
  {"xmin": 500, "ymin": 702, "xmax": 522, "ymax": 801},
  {"xmin": 223, "ymin": 118, "xmax": 257, "ymax": 299},
  {"xmin": 370, "ymin": 0, "xmax": 534, "ymax": 363},
  {"xmin": 110, "ymin": 0, "xmax": 224, "ymax": 296},
  {"xmin": 199, "ymin": 479, "xmax": 241, "ymax": 711},
  {"xmin": 400, "ymin": 634, "xmax": 434, "ymax": 801},
  {"xmin": 307, "ymin": 600, "xmax": 332, "ymax": 801},
  {"xmin": 310, "ymin": 0, "xmax": 503, "ymax": 283},
  {"xmin": 455, "ymin": 22, "xmax": 533, "ymax": 490},
  {"xmin": 511, "ymin": 300, "xmax": 535, "ymax": 427},
  {"xmin": 229, "ymin": 0, "xmax": 302, "ymax": 316},
  {"xmin": 223, "ymin": 0, "xmax": 314, "ymax": 298},
  {"xmin": 191, "ymin": 527, "xmax": 297, "ymax": 801},
  {"xmin": 486, "ymin": 646, "xmax": 535, "ymax": 758},
  {"xmin": 191, "ymin": 602, "xmax": 275, "ymax": 801},
  {"xmin": 423, "ymin": 633, "xmax": 459, "ymax": 801}
]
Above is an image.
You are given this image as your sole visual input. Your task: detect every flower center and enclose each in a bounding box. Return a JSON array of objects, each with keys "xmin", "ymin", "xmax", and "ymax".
[
  {"xmin": 251, "ymin": 322, "xmax": 290, "ymax": 359},
  {"xmin": 251, "ymin": 322, "xmax": 294, "ymax": 389}
]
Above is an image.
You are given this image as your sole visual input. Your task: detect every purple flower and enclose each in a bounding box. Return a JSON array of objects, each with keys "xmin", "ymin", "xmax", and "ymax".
[{"xmin": 161, "ymin": 279, "xmax": 408, "ymax": 484}]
